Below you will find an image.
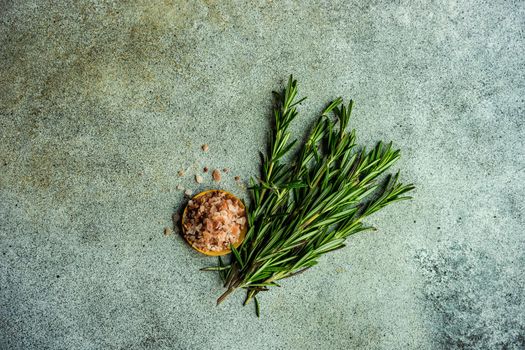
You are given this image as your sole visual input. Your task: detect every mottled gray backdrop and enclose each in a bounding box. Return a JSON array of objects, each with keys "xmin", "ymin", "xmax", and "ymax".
[{"xmin": 1, "ymin": 1, "xmax": 524, "ymax": 349}]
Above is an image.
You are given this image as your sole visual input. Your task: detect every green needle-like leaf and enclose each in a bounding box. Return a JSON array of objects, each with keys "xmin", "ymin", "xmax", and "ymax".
[{"xmin": 209, "ymin": 76, "xmax": 414, "ymax": 316}]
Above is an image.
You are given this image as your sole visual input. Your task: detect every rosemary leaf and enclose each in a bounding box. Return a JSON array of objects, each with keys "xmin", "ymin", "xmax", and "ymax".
[{"xmin": 208, "ymin": 76, "xmax": 414, "ymax": 316}]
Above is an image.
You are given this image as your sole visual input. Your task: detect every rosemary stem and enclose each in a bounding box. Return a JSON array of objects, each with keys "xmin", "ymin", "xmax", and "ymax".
[{"xmin": 207, "ymin": 76, "xmax": 414, "ymax": 316}]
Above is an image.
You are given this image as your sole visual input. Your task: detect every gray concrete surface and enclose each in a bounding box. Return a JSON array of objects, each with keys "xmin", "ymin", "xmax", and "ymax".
[{"xmin": 1, "ymin": 1, "xmax": 524, "ymax": 349}]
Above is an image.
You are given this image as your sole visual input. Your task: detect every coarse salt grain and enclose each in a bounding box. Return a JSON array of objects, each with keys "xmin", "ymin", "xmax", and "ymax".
[
  {"xmin": 184, "ymin": 189, "xmax": 193, "ymax": 196},
  {"xmin": 195, "ymin": 175, "xmax": 203, "ymax": 183},
  {"xmin": 182, "ymin": 191, "xmax": 246, "ymax": 252},
  {"xmin": 176, "ymin": 185, "xmax": 184, "ymax": 191},
  {"xmin": 178, "ymin": 170, "xmax": 185, "ymax": 177},
  {"xmin": 201, "ymin": 144, "xmax": 209, "ymax": 152},
  {"xmin": 212, "ymin": 169, "xmax": 221, "ymax": 182}
]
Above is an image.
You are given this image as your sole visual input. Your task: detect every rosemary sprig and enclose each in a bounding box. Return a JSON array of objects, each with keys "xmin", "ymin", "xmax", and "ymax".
[{"xmin": 202, "ymin": 76, "xmax": 414, "ymax": 315}]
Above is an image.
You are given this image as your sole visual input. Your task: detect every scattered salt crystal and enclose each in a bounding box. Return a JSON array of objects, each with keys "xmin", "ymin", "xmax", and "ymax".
[
  {"xmin": 178, "ymin": 170, "xmax": 185, "ymax": 177},
  {"xmin": 184, "ymin": 189, "xmax": 193, "ymax": 196},
  {"xmin": 212, "ymin": 169, "xmax": 221, "ymax": 182},
  {"xmin": 176, "ymin": 185, "xmax": 184, "ymax": 191},
  {"xmin": 195, "ymin": 175, "xmax": 203, "ymax": 183},
  {"xmin": 201, "ymin": 144, "xmax": 209, "ymax": 152},
  {"xmin": 164, "ymin": 227, "xmax": 173, "ymax": 236}
]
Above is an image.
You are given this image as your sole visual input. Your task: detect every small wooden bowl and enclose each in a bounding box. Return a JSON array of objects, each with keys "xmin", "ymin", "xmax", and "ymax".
[{"xmin": 181, "ymin": 190, "xmax": 247, "ymax": 256}]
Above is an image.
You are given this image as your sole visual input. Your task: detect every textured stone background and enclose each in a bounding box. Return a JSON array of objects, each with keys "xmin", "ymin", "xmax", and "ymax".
[{"xmin": 1, "ymin": 1, "xmax": 524, "ymax": 349}]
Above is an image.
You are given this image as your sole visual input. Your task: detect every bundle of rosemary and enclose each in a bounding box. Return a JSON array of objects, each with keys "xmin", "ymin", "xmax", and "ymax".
[{"xmin": 202, "ymin": 77, "xmax": 414, "ymax": 316}]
